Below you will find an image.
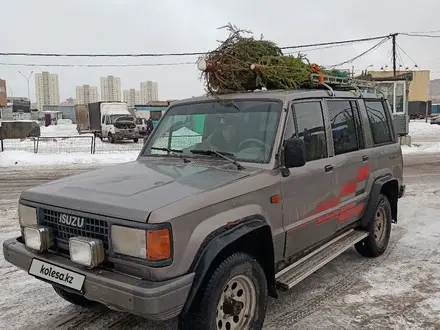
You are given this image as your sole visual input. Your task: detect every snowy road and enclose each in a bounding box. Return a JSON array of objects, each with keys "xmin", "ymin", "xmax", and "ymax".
[{"xmin": 1, "ymin": 154, "xmax": 440, "ymax": 330}]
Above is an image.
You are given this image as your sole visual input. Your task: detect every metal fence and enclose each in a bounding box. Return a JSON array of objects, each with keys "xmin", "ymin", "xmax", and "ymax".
[{"xmin": 0, "ymin": 134, "xmax": 202, "ymax": 155}]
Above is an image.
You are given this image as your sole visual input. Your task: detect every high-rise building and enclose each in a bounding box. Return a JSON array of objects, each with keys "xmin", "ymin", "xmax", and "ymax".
[
  {"xmin": 76, "ymin": 85, "xmax": 98, "ymax": 105},
  {"xmin": 140, "ymin": 81, "xmax": 158, "ymax": 103},
  {"xmin": 123, "ymin": 89, "xmax": 141, "ymax": 107},
  {"xmin": 100, "ymin": 75, "xmax": 121, "ymax": 102},
  {"xmin": 35, "ymin": 72, "xmax": 60, "ymax": 110}
]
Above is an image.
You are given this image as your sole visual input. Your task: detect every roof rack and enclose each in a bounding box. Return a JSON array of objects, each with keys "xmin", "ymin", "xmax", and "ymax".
[{"xmin": 311, "ymin": 73, "xmax": 377, "ymax": 89}]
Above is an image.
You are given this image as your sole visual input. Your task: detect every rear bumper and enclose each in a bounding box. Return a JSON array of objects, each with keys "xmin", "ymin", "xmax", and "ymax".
[
  {"xmin": 399, "ymin": 184, "xmax": 406, "ymax": 198},
  {"xmin": 3, "ymin": 237, "xmax": 194, "ymax": 321}
]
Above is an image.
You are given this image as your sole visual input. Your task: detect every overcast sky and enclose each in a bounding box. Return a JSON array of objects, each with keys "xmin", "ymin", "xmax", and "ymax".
[{"xmin": 2, "ymin": 0, "xmax": 440, "ymax": 102}]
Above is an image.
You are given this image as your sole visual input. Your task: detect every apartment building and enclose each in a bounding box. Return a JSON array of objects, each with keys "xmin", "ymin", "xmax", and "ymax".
[
  {"xmin": 100, "ymin": 75, "xmax": 121, "ymax": 102},
  {"xmin": 35, "ymin": 72, "xmax": 60, "ymax": 110},
  {"xmin": 140, "ymin": 81, "xmax": 159, "ymax": 103},
  {"xmin": 76, "ymin": 85, "xmax": 99, "ymax": 105},
  {"xmin": 123, "ymin": 89, "xmax": 141, "ymax": 107}
]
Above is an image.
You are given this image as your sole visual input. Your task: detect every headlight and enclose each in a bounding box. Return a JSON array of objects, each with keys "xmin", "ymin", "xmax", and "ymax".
[
  {"xmin": 111, "ymin": 226, "xmax": 171, "ymax": 261},
  {"xmin": 69, "ymin": 237, "xmax": 104, "ymax": 268},
  {"xmin": 111, "ymin": 226, "xmax": 146, "ymax": 259},
  {"xmin": 23, "ymin": 226, "xmax": 53, "ymax": 252},
  {"xmin": 18, "ymin": 204, "xmax": 37, "ymax": 226}
]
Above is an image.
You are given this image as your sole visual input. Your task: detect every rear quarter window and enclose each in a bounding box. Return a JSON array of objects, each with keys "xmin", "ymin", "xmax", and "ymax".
[{"xmin": 364, "ymin": 100, "xmax": 393, "ymax": 145}]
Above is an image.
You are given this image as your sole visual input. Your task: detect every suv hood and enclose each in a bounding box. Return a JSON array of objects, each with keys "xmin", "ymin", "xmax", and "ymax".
[{"xmin": 20, "ymin": 159, "xmax": 258, "ymax": 222}]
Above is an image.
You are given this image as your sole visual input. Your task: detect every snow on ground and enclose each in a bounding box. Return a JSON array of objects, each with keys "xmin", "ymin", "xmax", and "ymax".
[
  {"xmin": 1, "ymin": 156, "xmax": 440, "ymax": 329},
  {"xmin": 409, "ymin": 119, "xmax": 440, "ymax": 136},
  {"xmin": 0, "ymin": 150, "xmax": 138, "ymax": 167},
  {"xmin": 40, "ymin": 123, "xmax": 88, "ymax": 137},
  {"xmin": 0, "ymin": 124, "xmax": 439, "ymax": 329}
]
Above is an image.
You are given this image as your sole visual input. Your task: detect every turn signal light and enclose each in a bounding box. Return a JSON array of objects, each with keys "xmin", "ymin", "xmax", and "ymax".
[{"xmin": 147, "ymin": 229, "xmax": 171, "ymax": 261}]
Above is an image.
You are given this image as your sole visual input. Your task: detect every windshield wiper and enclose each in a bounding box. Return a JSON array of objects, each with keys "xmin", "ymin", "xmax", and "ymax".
[
  {"xmin": 190, "ymin": 149, "xmax": 245, "ymax": 170},
  {"xmin": 150, "ymin": 147, "xmax": 190, "ymax": 163}
]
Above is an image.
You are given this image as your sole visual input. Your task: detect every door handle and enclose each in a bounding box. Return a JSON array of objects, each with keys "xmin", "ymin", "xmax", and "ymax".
[
  {"xmin": 362, "ymin": 155, "xmax": 369, "ymax": 161},
  {"xmin": 325, "ymin": 165, "xmax": 333, "ymax": 172}
]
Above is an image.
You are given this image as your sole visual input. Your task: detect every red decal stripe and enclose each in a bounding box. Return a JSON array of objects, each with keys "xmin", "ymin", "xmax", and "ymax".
[
  {"xmin": 315, "ymin": 197, "xmax": 340, "ymax": 214},
  {"xmin": 288, "ymin": 221, "xmax": 312, "ymax": 232},
  {"xmin": 338, "ymin": 204, "xmax": 364, "ymax": 223},
  {"xmin": 357, "ymin": 165, "xmax": 370, "ymax": 182},
  {"xmin": 341, "ymin": 181, "xmax": 356, "ymax": 197},
  {"xmin": 315, "ymin": 211, "xmax": 339, "ymax": 224}
]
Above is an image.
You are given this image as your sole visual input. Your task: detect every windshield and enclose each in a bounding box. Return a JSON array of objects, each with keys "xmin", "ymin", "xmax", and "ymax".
[
  {"xmin": 108, "ymin": 114, "xmax": 132, "ymax": 124},
  {"xmin": 141, "ymin": 99, "xmax": 282, "ymax": 163}
]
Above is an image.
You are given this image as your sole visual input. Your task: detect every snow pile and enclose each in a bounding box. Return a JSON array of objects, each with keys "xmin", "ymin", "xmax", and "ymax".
[
  {"xmin": 409, "ymin": 120, "xmax": 440, "ymax": 135},
  {"xmin": 0, "ymin": 150, "xmax": 138, "ymax": 167},
  {"xmin": 40, "ymin": 124, "xmax": 87, "ymax": 137}
]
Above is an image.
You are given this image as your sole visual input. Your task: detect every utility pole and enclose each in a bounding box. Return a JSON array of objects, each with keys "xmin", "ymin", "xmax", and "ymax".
[
  {"xmin": 18, "ymin": 70, "xmax": 33, "ymax": 101},
  {"xmin": 392, "ymin": 34, "xmax": 397, "ymax": 77}
]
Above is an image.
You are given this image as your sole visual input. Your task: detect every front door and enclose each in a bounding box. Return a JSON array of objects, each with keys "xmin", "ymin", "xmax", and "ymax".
[{"xmin": 282, "ymin": 99, "xmax": 339, "ymax": 258}]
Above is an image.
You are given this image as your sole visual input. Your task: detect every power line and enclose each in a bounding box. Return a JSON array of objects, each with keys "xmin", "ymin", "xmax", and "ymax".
[
  {"xmin": 284, "ymin": 38, "xmax": 380, "ymax": 55},
  {"xmin": 0, "ymin": 35, "xmax": 392, "ymax": 58},
  {"xmin": 401, "ymin": 33, "xmax": 440, "ymax": 38},
  {"xmin": 0, "ymin": 61, "xmax": 196, "ymax": 68},
  {"xmin": 329, "ymin": 37, "xmax": 390, "ymax": 68},
  {"xmin": 396, "ymin": 44, "xmax": 419, "ymax": 68},
  {"xmin": 406, "ymin": 29, "xmax": 440, "ymax": 34}
]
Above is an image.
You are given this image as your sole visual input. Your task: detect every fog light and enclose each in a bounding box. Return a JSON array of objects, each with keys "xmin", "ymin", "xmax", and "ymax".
[
  {"xmin": 69, "ymin": 237, "xmax": 104, "ymax": 268},
  {"xmin": 23, "ymin": 226, "xmax": 53, "ymax": 252}
]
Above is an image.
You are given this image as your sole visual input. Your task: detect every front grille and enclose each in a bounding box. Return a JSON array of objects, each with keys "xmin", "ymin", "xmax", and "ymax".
[{"xmin": 41, "ymin": 209, "xmax": 109, "ymax": 250}]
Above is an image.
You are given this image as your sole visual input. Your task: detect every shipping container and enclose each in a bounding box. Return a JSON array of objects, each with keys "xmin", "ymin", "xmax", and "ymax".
[
  {"xmin": 431, "ymin": 104, "xmax": 440, "ymax": 114},
  {"xmin": 42, "ymin": 105, "xmax": 77, "ymax": 123},
  {"xmin": 0, "ymin": 79, "xmax": 6, "ymax": 107}
]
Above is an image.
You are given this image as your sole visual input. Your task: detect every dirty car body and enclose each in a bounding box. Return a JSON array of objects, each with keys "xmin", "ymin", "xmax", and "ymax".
[{"xmin": 3, "ymin": 88, "xmax": 404, "ymax": 327}]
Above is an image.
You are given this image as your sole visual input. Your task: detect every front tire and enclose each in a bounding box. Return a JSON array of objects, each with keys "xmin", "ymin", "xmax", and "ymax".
[
  {"xmin": 53, "ymin": 285, "xmax": 97, "ymax": 307},
  {"xmin": 133, "ymin": 138, "xmax": 139, "ymax": 143},
  {"xmin": 355, "ymin": 193, "xmax": 392, "ymax": 258},
  {"xmin": 179, "ymin": 252, "xmax": 267, "ymax": 330}
]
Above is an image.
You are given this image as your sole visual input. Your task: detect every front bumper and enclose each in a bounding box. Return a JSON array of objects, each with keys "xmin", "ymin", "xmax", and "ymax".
[
  {"xmin": 3, "ymin": 237, "xmax": 194, "ymax": 321},
  {"xmin": 113, "ymin": 130, "xmax": 137, "ymax": 139}
]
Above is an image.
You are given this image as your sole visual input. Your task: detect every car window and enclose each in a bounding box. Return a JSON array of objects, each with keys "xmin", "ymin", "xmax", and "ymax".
[
  {"xmin": 142, "ymin": 100, "xmax": 283, "ymax": 164},
  {"xmin": 292, "ymin": 101, "xmax": 327, "ymax": 161},
  {"xmin": 351, "ymin": 101, "xmax": 365, "ymax": 149},
  {"xmin": 364, "ymin": 100, "xmax": 393, "ymax": 144},
  {"xmin": 327, "ymin": 100, "xmax": 362, "ymax": 155}
]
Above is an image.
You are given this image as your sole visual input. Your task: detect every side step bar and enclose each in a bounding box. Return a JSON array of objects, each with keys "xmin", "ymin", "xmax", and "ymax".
[{"xmin": 275, "ymin": 229, "xmax": 369, "ymax": 291}]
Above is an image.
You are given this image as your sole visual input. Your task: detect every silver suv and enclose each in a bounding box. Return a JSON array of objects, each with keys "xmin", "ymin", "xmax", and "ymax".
[{"xmin": 3, "ymin": 87, "xmax": 405, "ymax": 330}]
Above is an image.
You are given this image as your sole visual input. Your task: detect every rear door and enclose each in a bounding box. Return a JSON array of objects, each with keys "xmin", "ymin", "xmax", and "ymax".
[
  {"xmin": 361, "ymin": 99, "xmax": 403, "ymax": 189},
  {"xmin": 282, "ymin": 99, "xmax": 340, "ymax": 258},
  {"xmin": 325, "ymin": 99, "xmax": 370, "ymax": 230}
]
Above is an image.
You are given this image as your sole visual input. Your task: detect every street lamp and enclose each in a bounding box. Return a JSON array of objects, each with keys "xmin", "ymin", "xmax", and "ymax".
[
  {"xmin": 18, "ymin": 70, "xmax": 33, "ymax": 101},
  {"xmin": 365, "ymin": 64, "xmax": 374, "ymax": 73}
]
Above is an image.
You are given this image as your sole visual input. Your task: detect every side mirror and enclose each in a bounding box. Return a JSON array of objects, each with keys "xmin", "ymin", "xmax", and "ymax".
[{"xmin": 284, "ymin": 138, "xmax": 306, "ymax": 168}]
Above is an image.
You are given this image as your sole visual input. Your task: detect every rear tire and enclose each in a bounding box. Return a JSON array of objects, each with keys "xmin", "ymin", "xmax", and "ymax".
[
  {"xmin": 179, "ymin": 252, "xmax": 267, "ymax": 330},
  {"xmin": 53, "ymin": 286, "xmax": 97, "ymax": 307},
  {"xmin": 355, "ymin": 193, "xmax": 392, "ymax": 258},
  {"xmin": 133, "ymin": 138, "xmax": 139, "ymax": 143}
]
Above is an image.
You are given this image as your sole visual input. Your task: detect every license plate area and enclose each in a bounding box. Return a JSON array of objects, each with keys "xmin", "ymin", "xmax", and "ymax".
[{"xmin": 28, "ymin": 258, "xmax": 85, "ymax": 292}]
